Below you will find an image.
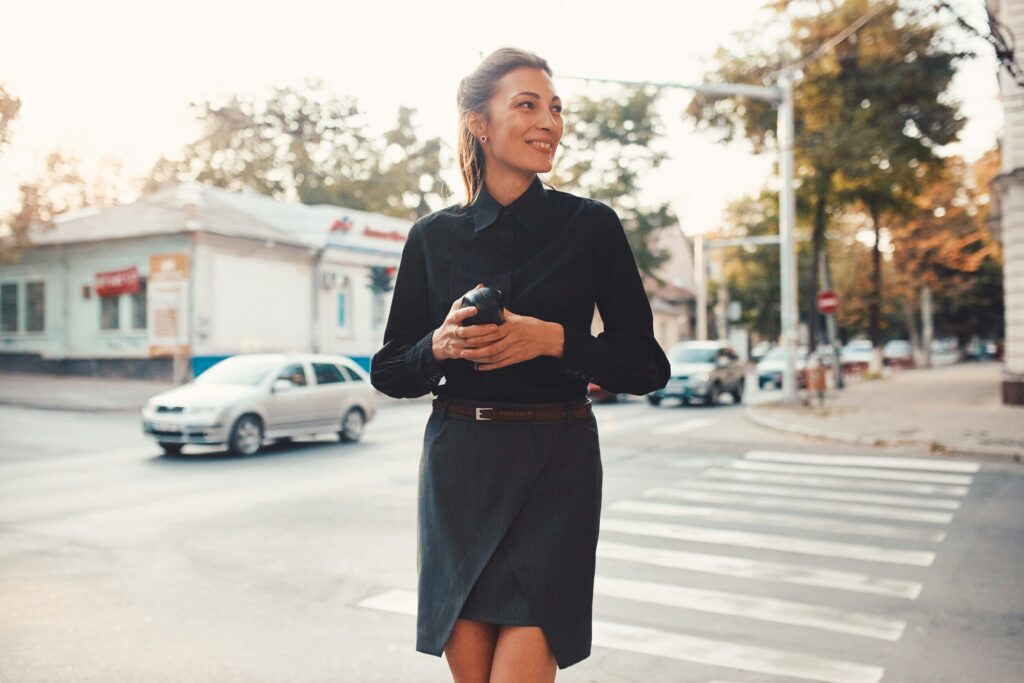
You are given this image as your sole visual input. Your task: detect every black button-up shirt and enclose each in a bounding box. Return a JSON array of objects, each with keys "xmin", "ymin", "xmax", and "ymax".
[{"xmin": 369, "ymin": 175, "xmax": 670, "ymax": 403}]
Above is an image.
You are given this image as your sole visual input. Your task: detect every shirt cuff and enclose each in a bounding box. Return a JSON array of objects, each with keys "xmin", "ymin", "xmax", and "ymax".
[
  {"xmin": 406, "ymin": 328, "xmax": 446, "ymax": 388},
  {"xmin": 558, "ymin": 325, "xmax": 595, "ymax": 382}
]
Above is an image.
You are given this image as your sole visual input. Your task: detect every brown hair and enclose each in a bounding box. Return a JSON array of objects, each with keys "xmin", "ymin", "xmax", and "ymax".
[{"xmin": 456, "ymin": 47, "xmax": 553, "ymax": 205}]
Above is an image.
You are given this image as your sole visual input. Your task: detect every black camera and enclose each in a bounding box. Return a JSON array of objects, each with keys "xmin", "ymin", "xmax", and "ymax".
[{"xmin": 461, "ymin": 286, "xmax": 504, "ymax": 326}]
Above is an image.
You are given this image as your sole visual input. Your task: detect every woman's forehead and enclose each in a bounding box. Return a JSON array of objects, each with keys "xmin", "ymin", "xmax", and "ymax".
[{"xmin": 495, "ymin": 67, "xmax": 559, "ymax": 100}]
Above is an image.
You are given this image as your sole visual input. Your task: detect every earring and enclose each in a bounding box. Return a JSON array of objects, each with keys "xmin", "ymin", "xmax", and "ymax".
[{"xmin": 480, "ymin": 135, "xmax": 488, "ymax": 143}]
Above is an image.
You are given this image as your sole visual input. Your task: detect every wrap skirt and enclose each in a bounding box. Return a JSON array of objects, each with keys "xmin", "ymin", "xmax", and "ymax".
[{"xmin": 415, "ymin": 395, "xmax": 602, "ymax": 670}]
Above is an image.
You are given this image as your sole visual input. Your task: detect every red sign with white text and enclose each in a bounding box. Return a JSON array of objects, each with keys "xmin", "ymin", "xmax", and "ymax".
[
  {"xmin": 95, "ymin": 266, "xmax": 140, "ymax": 297},
  {"xmin": 816, "ymin": 290, "xmax": 840, "ymax": 315}
]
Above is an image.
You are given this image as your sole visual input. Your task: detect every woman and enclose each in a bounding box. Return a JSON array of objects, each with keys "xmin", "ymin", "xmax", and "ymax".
[{"xmin": 370, "ymin": 47, "xmax": 669, "ymax": 682}]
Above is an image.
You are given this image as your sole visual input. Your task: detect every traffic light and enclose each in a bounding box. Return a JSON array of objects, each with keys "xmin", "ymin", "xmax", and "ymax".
[{"xmin": 368, "ymin": 265, "xmax": 396, "ymax": 294}]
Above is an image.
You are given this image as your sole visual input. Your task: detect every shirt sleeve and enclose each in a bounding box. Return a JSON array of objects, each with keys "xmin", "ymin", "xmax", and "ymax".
[
  {"xmin": 370, "ymin": 222, "xmax": 447, "ymax": 399},
  {"xmin": 557, "ymin": 204, "xmax": 671, "ymax": 395}
]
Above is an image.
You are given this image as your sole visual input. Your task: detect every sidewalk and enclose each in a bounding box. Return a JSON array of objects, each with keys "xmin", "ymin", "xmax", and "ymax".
[
  {"xmin": 0, "ymin": 371, "xmax": 425, "ymax": 413},
  {"xmin": 745, "ymin": 361, "xmax": 1024, "ymax": 463}
]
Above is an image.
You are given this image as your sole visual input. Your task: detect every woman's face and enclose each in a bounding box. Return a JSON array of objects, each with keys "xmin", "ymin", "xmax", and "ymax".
[{"xmin": 475, "ymin": 67, "xmax": 564, "ymax": 178}]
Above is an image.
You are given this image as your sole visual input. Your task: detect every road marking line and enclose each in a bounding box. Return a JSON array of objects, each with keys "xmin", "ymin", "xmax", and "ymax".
[
  {"xmin": 600, "ymin": 517, "xmax": 936, "ymax": 565},
  {"xmin": 598, "ymin": 412, "xmax": 675, "ymax": 435},
  {"xmin": 597, "ymin": 541, "xmax": 923, "ymax": 599},
  {"xmin": 703, "ymin": 469, "xmax": 969, "ymax": 497},
  {"xmin": 594, "ymin": 575, "xmax": 906, "ymax": 640},
  {"xmin": 642, "ymin": 487, "xmax": 954, "ymax": 524},
  {"xmin": 744, "ymin": 450, "xmax": 980, "ymax": 473},
  {"xmin": 610, "ymin": 500, "xmax": 946, "ymax": 542},
  {"xmin": 357, "ymin": 589, "xmax": 885, "ymax": 683},
  {"xmin": 669, "ymin": 480, "xmax": 962, "ymax": 510},
  {"xmin": 651, "ymin": 418, "xmax": 716, "ymax": 435},
  {"xmin": 731, "ymin": 460, "xmax": 974, "ymax": 485}
]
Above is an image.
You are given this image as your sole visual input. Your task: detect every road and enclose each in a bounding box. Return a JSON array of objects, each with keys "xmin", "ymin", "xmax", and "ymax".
[{"xmin": 1, "ymin": 391, "xmax": 1021, "ymax": 682}]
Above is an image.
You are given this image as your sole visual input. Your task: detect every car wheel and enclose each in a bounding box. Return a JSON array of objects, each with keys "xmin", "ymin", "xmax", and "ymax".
[
  {"xmin": 646, "ymin": 395, "xmax": 662, "ymax": 406},
  {"xmin": 228, "ymin": 414, "xmax": 264, "ymax": 456},
  {"xmin": 339, "ymin": 407, "xmax": 366, "ymax": 443},
  {"xmin": 158, "ymin": 442, "xmax": 183, "ymax": 455},
  {"xmin": 732, "ymin": 383, "xmax": 744, "ymax": 404},
  {"xmin": 706, "ymin": 383, "xmax": 721, "ymax": 407}
]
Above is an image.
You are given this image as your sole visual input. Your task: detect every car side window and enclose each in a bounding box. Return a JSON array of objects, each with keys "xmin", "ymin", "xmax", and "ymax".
[
  {"xmin": 338, "ymin": 365, "xmax": 363, "ymax": 382},
  {"xmin": 312, "ymin": 362, "xmax": 345, "ymax": 385},
  {"xmin": 277, "ymin": 363, "xmax": 307, "ymax": 387}
]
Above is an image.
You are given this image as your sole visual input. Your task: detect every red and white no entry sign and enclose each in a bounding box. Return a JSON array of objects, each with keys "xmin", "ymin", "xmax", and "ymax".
[{"xmin": 816, "ymin": 290, "xmax": 840, "ymax": 315}]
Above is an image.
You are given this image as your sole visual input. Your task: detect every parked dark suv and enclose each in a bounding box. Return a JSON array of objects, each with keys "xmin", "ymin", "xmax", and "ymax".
[{"xmin": 647, "ymin": 341, "xmax": 745, "ymax": 406}]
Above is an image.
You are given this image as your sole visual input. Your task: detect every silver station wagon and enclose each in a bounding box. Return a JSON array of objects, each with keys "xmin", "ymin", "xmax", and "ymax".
[{"xmin": 141, "ymin": 353, "xmax": 377, "ymax": 456}]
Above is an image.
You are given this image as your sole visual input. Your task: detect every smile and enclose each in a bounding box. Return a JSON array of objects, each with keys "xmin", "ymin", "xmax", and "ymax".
[{"xmin": 528, "ymin": 140, "xmax": 554, "ymax": 151}]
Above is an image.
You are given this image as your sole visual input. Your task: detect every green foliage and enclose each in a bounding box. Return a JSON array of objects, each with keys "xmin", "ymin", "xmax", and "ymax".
[
  {"xmin": 549, "ymin": 86, "xmax": 673, "ymax": 287},
  {"xmin": 144, "ymin": 80, "xmax": 449, "ymax": 220},
  {"xmin": 685, "ymin": 0, "xmax": 970, "ymax": 345}
]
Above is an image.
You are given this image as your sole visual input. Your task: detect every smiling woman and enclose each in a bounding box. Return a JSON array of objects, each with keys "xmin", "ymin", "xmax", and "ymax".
[{"xmin": 369, "ymin": 46, "xmax": 669, "ymax": 683}]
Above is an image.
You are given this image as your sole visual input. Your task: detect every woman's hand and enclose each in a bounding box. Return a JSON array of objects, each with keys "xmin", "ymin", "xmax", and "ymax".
[
  {"xmin": 460, "ymin": 307, "xmax": 561, "ymax": 371},
  {"xmin": 431, "ymin": 284, "xmax": 501, "ymax": 361}
]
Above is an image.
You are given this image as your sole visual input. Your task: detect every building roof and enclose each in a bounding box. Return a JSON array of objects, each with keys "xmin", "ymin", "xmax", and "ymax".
[{"xmin": 28, "ymin": 182, "xmax": 414, "ymax": 256}]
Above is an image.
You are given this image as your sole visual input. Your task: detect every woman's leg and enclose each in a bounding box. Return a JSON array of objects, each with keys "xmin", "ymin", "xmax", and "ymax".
[
  {"xmin": 488, "ymin": 625, "xmax": 557, "ymax": 683},
  {"xmin": 444, "ymin": 618, "xmax": 500, "ymax": 683}
]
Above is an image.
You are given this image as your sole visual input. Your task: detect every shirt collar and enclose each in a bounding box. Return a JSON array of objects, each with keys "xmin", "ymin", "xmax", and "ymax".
[{"xmin": 471, "ymin": 175, "xmax": 549, "ymax": 234}]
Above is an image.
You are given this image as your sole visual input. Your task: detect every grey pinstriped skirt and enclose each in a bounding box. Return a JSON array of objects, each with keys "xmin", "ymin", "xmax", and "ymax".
[{"xmin": 416, "ymin": 395, "xmax": 602, "ymax": 670}]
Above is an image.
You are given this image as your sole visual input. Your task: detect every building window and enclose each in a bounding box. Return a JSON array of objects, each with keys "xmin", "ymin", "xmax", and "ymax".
[
  {"xmin": 131, "ymin": 277, "xmax": 147, "ymax": 330},
  {"xmin": 26, "ymin": 281, "xmax": 45, "ymax": 333},
  {"xmin": 100, "ymin": 295, "xmax": 120, "ymax": 330},
  {"xmin": 1, "ymin": 283, "xmax": 17, "ymax": 333},
  {"xmin": 337, "ymin": 290, "xmax": 348, "ymax": 329}
]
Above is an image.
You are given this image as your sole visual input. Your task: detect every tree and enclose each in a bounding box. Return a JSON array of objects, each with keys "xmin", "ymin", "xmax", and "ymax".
[
  {"xmin": 1, "ymin": 150, "xmax": 126, "ymax": 263},
  {"xmin": 145, "ymin": 81, "xmax": 450, "ymax": 220},
  {"xmin": 0, "ymin": 84, "xmax": 20, "ymax": 162},
  {"xmin": 548, "ymin": 86, "xmax": 673, "ymax": 287},
  {"xmin": 684, "ymin": 0, "xmax": 968, "ymax": 350}
]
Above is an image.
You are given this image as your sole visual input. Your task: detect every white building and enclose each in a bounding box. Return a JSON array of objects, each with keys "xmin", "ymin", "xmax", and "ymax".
[
  {"xmin": 988, "ymin": 0, "xmax": 1024, "ymax": 405},
  {"xmin": 0, "ymin": 182, "xmax": 410, "ymax": 381}
]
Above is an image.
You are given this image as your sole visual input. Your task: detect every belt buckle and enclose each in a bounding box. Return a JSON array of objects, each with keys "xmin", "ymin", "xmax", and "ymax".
[{"xmin": 475, "ymin": 407, "xmax": 493, "ymax": 421}]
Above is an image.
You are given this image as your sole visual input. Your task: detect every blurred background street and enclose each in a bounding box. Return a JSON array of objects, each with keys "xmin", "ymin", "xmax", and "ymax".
[{"xmin": 3, "ymin": 0, "xmax": 1024, "ymax": 681}]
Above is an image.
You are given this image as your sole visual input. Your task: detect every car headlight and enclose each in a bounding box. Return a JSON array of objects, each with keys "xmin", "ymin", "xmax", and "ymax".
[{"xmin": 695, "ymin": 371, "xmax": 711, "ymax": 383}]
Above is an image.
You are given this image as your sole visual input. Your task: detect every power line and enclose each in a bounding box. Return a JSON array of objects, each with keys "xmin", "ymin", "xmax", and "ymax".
[{"xmin": 935, "ymin": 0, "xmax": 1024, "ymax": 87}]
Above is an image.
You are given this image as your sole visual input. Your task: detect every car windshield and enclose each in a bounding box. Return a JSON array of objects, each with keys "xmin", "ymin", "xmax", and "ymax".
[
  {"xmin": 764, "ymin": 347, "xmax": 808, "ymax": 361},
  {"xmin": 670, "ymin": 347, "xmax": 718, "ymax": 363},
  {"xmin": 847, "ymin": 340, "xmax": 872, "ymax": 350},
  {"xmin": 195, "ymin": 359, "xmax": 280, "ymax": 386}
]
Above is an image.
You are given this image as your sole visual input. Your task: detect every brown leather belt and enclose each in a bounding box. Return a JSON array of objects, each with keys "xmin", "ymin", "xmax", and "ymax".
[{"xmin": 433, "ymin": 397, "xmax": 592, "ymax": 422}]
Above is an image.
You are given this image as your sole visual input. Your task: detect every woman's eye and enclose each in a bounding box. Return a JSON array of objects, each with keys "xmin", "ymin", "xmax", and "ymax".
[
  {"xmin": 552, "ymin": 105, "xmax": 563, "ymax": 114},
  {"xmin": 518, "ymin": 101, "xmax": 534, "ymax": 109}
]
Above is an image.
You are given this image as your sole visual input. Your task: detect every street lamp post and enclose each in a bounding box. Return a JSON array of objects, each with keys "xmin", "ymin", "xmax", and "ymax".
[{"xmin": 561, "ymin": 72, "xmax": 800, "ymax": 402}]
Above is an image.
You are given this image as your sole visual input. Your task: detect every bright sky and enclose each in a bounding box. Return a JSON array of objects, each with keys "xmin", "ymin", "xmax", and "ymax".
[{"xmin": 0, "ymin": 0, "xmax": 1001, "ymax": 236}]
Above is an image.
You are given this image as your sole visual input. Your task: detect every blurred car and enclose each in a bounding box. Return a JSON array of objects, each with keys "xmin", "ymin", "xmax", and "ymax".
[
  {"xmin": 750, "ymin": 341, "xmax": 775, "ymax": 364},
  {"xmin": 756, "ymin": 346, "xmax": 809, "ymax": 389},
  {"xmin": 883, "ymin": 339, "xmax": 915, "ymax": 369},
  {"xmin": 141, "ymin": 353, "xmax": 377, "ymax": 456},
  {"xmin": 840, "ymin": 339, "xmax": 875, "ymax": 373},
  {"xmin": 647, "ymin": 340, "xmax": 745, "ymax": 406},
  {"xmin": 587, "ymin": 382, "xmax": 627, "ymax": 403}
]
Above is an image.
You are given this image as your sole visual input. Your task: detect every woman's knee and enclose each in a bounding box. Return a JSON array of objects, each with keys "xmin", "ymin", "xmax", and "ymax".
[
  {"xmin": 489, "ymin": 625, "xmax": 557, "ymax": 683},
  {"xmin": 444, "ymin": 619, "xmax": 500, "ymax": 683}
]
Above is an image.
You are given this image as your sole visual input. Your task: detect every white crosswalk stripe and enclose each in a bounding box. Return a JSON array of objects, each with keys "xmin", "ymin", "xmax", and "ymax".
[
  {"xmin": 642, "ymin": 486, "xmax": 955, "ymax": 523},
  {"xmin": 667, "ymin": 478, "xmax": 962, "ymax": 509},
  {"xmin": 729, "ymin": 459, "xmax": 975, "ymax": 485},
  {"xmin": 744, "ymin": 450, "xmax": 980, "ymax": 473},
  {"xmin": 597, "ymin": 540, "xmax": 923, "ymax": 598},
  {"xmin": 610, "ymin": 499, "xmax": 947, "ymax": 541},
  {"xmin": 702, "ymin": 468, "xmax": 970, "ymax": 496}
]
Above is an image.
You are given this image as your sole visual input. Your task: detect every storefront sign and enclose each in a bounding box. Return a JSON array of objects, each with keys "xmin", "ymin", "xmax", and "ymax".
[
  {"xmin": 147, "ymin": 253, "xmax": 189, "ymax": 357},
  {"xmin": 95, "ymin": 266, "xmax": 140, "ymax": 297}
]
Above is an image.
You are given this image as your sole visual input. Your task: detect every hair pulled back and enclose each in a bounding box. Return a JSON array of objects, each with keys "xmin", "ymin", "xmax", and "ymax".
[{"xmin": 456, "ymin": 47, "xmax": 552, "ymax": 205}]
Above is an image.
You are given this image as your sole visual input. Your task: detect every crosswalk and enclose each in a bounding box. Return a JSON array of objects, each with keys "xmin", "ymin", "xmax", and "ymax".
[{"xmin": 357, "ymin": 448, "xmax": 979, "ymax": 682}]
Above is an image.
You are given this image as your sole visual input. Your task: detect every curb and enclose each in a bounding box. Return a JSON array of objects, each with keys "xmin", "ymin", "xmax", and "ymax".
[{"xmin": 744, "ymin": 405, "xmax": 1023, "ymax": 465}]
